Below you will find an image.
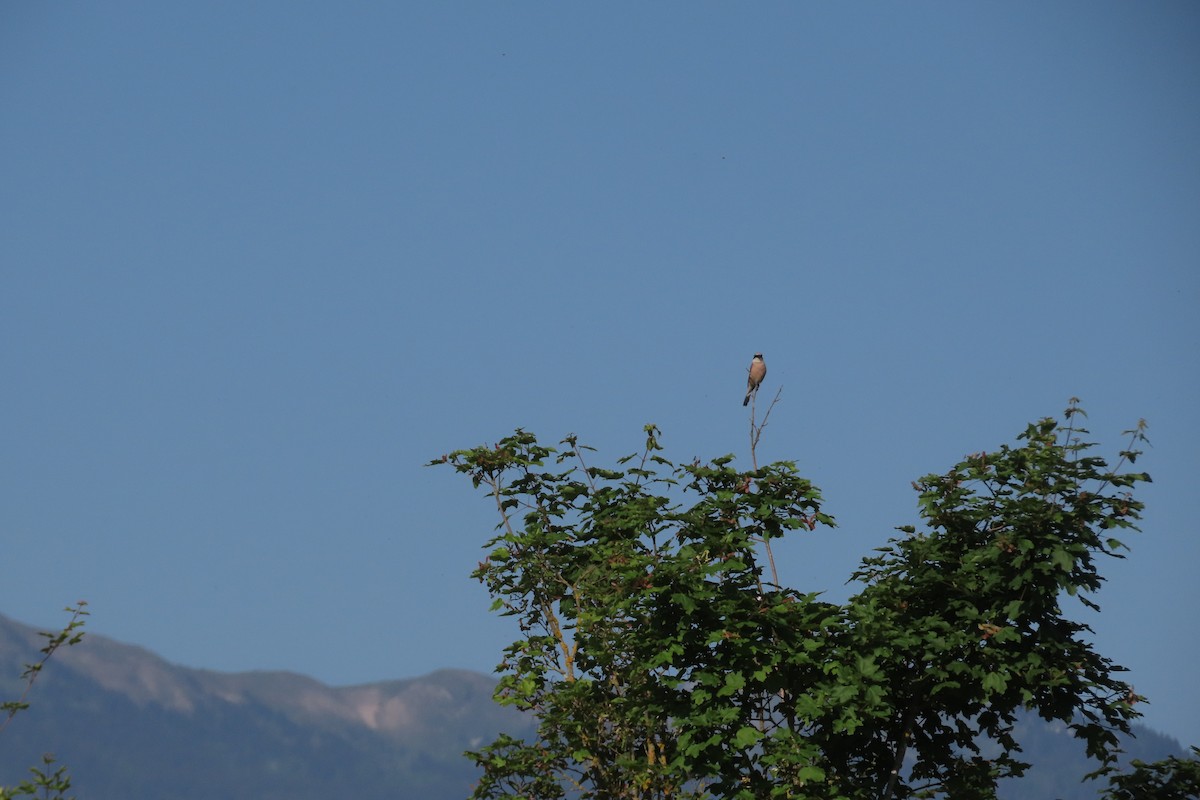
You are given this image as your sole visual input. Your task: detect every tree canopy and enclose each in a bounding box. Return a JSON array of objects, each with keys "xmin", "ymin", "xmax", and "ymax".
[{"xmin": 434, "ymin": 401, "xmax": 1186, "ymax": 799}]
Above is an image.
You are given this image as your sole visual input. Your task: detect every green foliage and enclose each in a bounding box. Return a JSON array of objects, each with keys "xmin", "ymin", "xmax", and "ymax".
[
  {"xmin": 1, "ymin": 603, "xmax": 87, "ymax": 800},
  {"xmin": 1, "ymin": 603, "xmax": 88, "ymax": 730},
  {"xmin": 435, "ymin": 403, "xmax": 1156, "ymax": 799},
  {"xmin": 0, "ymin": 755, "xmax": 75, "ymax": 800},
  {"xmin": 1100, "ymin": 748, "xmax": 1200, "ymax": 800},
  {"xmin": 844, "ymin": 405, "xmax": 1152, "ymax": 799}
]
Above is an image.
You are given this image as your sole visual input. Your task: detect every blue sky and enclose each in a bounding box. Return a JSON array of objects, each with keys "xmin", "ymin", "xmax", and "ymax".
[{"xmin": 3, "ymin": 2, "xmax": 1198, "ymax": 748}]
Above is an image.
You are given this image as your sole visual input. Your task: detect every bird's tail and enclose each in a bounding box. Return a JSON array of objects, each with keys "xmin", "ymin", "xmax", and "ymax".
[{"xmin": 743, "ymin": 394, "xmax": 751, "ymax": 407}]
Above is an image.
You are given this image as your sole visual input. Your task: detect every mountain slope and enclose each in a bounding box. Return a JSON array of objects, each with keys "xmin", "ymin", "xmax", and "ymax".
[{"xmin": 0, "ymin": 613, "xmax": 531, "ymax": 800}]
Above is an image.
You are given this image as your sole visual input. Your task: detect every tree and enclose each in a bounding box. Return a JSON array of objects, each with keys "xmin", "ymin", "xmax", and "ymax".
[
  {"xmin": 434, "ymin": 400, "xmax": 1160, "ymax": 799},
  {"xmin": 1, "ymin": 602, "xmax": 88, "ymax": 800}
]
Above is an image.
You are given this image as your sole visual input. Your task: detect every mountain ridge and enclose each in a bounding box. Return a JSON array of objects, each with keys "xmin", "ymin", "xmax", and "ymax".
[
  {"xmin": 1, "ymin": 612, "xmax": 508, "ymax": 736},
  {"xmin": 1, "ymin": 612, "xmax": 531, "ymax": 800}
]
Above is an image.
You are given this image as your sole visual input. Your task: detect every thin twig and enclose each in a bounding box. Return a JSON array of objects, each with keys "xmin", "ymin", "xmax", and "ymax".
[{"xmin": 748, "ymin": 387, "xmax": 784, "ymax": 588}]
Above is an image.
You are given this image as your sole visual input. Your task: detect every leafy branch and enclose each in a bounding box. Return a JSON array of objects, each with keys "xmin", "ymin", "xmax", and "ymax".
[
  {"xmin": 0, "ymin": 756, "xmax": 75, "ymax": 800},
  {"xmin": 1, "ymin": 603, "xmax": 88, "ymax": 800},
  {"xmin": 0, "ymin": 602, "xmax": 89, "ymax": 735}
]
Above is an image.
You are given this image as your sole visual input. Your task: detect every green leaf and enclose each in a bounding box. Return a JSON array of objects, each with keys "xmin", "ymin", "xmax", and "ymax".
[
  {"xmin": 856, "ymin": 654, "xmax": 880, "ymax": 679},
  {"xmin": 671, "ymin": 592, "xmax": 697, "ymax": 614},
  {"xmin": 982, "ymin": 671, "xmax": 1009, "ymax": 695},
  {"xmin": 718, "ymin": 671, "xmax": 747, "ymax": 697},
  {"xmin": 733, "ymin": 726, "xmax": 763, "ymax": 748},
  {"xmin": 1050, "ymin": 547, "xmax": 1074, "ymax": 573},
  {"xmin": 797, "ymin": 764, "xmax": 826, "ymax": 783}
]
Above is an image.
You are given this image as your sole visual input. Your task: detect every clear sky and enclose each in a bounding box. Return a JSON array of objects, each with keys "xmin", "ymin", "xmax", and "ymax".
[{"xmin": 3, "ymin": 2, "xmax": 1198, "ymax": 748}]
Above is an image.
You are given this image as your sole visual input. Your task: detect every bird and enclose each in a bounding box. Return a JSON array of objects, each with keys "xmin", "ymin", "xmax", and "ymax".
[{"xmin": 743, "ymin": 353, "xmax": 766, "ymax": 406}]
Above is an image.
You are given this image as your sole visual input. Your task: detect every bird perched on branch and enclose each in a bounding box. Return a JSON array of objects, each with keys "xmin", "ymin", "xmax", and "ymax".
[{"xmin": 743, "ymin": 353, "xmax": 766, "ymax": 406}]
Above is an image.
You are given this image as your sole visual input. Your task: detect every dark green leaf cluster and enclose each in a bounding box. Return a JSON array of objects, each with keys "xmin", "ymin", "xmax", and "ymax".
[
  {"xmin": 1099, "ymin": 748, "xmax": 1200, "ymax": 800},
  {"xmin": 434, "ymin": 408, "xmax": 1154, "ymax": 800}
]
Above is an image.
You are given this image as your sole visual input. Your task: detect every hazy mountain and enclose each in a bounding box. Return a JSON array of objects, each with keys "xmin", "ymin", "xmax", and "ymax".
[
  {"xmin": 995, "ymin": 713, "xmax": 1185, "ymax": 800},
  {"xmin": 0, "ymin": 613, "xmax": 1188, "ymax": 799},
  {"xmin": 0, "ymin": 613, "xmax": 533, "ymax": 799}
]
